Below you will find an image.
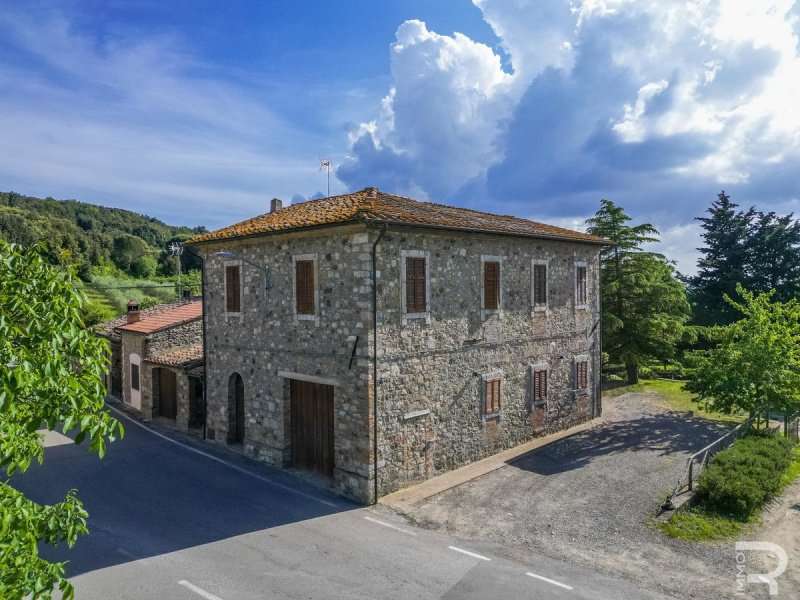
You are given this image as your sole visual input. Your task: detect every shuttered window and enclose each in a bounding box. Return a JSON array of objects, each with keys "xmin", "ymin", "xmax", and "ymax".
[
  {"xmin": 533, "ymin": 368, "xmax": 547, "ymax": 401},
  {"xmin": 225, "ymin": 265, "xmax": 241, "ymax": 313},
  {"xmin": 405, "ymin": 257, "xmax": 427, "ymax": 313},
  {"xmin": 576, "ymin": 265, "xmax": 587, "ymax": 305},
  {"xmin": 484, "ymin": 378, "xmax": 501, "ymax": 415},
  {"xmin": 483, "ymin": 261, "xmax": 500, "ymax": 310},
  {"xmin": 576, "ymin": 361, "xmax": 588, "ymax": 390},
  {"xmin": 131, "ymin": 363, "xmax": 140, "ymax": 391},
  {"xmin": 295, "ymin": 260, "xmax": 315, "ymax": 315},
  {"xmin": 533, "ymin": 264, "xmax": 547, "ymax": 307}
]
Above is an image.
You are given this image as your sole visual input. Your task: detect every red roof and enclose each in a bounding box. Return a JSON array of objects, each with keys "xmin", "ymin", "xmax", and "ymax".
[
  {"xmin": 115, "ymin": 301, "xmax": 202, "ymax": 335},
  {"xmin": 188, "ymin": 188, "xmax": 607, "ymax": 245}
]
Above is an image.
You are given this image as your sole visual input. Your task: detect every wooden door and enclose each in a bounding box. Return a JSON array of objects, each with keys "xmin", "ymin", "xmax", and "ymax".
[
  {"xmin": 159, "ymin": 368, "xmax": 177, "ymax": 419},
  {"xmin": 290, "ymin": 380, "xmax": 334, "ymax": 476}
]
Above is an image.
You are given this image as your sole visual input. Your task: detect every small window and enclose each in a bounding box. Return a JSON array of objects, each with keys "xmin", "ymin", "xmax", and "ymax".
[
  {"xmin": 533, "ymin": 368, "xmax": 548, "ymax": 402},
  {"xmin": 225, "ymin": 264, "xmax": 241, "ymax": 313},
  {"xmin": 405, "ymin": 256, "xmax": 427, "ymax": 313},
  {"xmin": 131, "ymin": 363, "xmax": 140, "ymax": 391},
  {"xmin": 484, "ymin": 378, "xmax": 501, "ymax": 415},
  {"xmin": 483, "ymin": 261, "xmax": 500, "ymax": 310},
  {"xmin": 533, "ymin": 263, "xmax": 547, "ymax": 308},
  {"xmin": 576, "ymin": 361, "xmax": 588, "ymax": 390},
  {"xmin": 576, "ymin": 264, "xmax": 587, "ymax": 306},
  {"xmin": 295, "ymin": 260, "xmax": 315, "ymax": 315}
]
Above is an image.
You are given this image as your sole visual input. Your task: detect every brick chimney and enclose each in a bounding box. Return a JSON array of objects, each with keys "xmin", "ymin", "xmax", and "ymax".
[
  {"xmin": 270, "ymin": 198, "xmax": 282, "ymax": 213},
  {"xmin": 126, "ymin": 299, "xmax": 141, "ymax": 324}
]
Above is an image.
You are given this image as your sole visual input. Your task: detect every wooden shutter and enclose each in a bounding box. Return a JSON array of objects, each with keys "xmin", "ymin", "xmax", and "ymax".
[
  {"xmin": 225, "ymin": 265, "xmax": 241, "ymax": 312},
  {"xmin": 484, "ymin": 261, "xmax": 500, "ymax": 309},
  {"xmin": 296, "ymin": 260, "xmax": 314, "ymax": 315},
  {"xmin": 577, "ymin": 362, "xmax": 588, "ymax": 389},
  {"xmin": 485, "ymin": 378, "xmax": 501, "ymax": 414},
  {"xmin": 405, "ymin": 257, "xmax": 426, "ymax": 313},
  {"xmin": 534, "ymin": 369, "xmax": 547, "ymax": 401},
  {"xmin": 534, "ymin": 264, "xmax": 547, "ymax": 306},
  {"xmin": 576, "ymin": 266, "xmax": 587, "ymax": 305}
]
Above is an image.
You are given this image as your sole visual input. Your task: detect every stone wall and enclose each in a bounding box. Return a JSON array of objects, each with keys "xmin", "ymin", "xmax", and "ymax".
[
  {"xmin": 200, "ymin": 224, "xmax": 373, "ymax": 502},
  {"xmin": 119, "ymin": 331, "xmax": 147, "ymax": 413},
  {"xmin": 372, "ymin": 229, "xmax": 601, "ymax": 496},
  {"xmin": 147, "ymin": 318, "xmax": 202, "ymax": 354},
  {"xmin": 200, "ymin": 223, "xmax": 601, "ymax": 504}
]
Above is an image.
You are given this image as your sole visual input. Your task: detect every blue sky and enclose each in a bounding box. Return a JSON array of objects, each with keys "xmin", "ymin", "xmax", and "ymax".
[{"xmin": 1, "ymin": 1, "xmax": 799, "ymax": 273}]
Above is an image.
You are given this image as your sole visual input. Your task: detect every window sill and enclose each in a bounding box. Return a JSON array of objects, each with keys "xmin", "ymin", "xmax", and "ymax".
[
  {"xmin": 532, "ymin": 399, "xmax": 547, "ymax": 407},
  {"xmin": 482, "ymin": 411, "xmax": 502, "ymax": 422},
  {"xmin": 575, "ymin": 304, "xmax": 588, "ymax": 311},
  {"xmin": 295, "ymin": 313, "xmax": 319, "ymax": 325},
  {"xmin": 481, "ymin": 308, "xmax": 501, "ymax": 321},
  {"xmin": 402, "ymin": 311, "xmax": 431, "ymax": 325},
  {"xmin": 532, "ymin": 305, "xmax": 548, "ymax": 315}
]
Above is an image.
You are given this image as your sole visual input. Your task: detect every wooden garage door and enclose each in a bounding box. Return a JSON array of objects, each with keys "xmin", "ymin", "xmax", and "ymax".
[
  {"xmin": 290, "ymin": 379, "xmax": 334, "ymax": 477},
  {"xmin": 159, "ymin": 368, "xmax": 177, "ymax": 420}
]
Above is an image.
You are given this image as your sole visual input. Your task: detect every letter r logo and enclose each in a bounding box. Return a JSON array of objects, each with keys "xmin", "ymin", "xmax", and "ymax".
[{"xmin": 735, "ymin": 542, "xmax": 788, "ymax": 596}]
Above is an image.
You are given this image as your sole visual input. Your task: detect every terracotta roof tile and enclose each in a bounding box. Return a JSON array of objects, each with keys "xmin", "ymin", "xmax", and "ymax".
[
  {"xmin": 113, "ymin": 300, "xmax": 202, "ymax": 335},
  {"xmin": 187, "ymin": 188, "xmax": 606, "ymax": 245},
  {"xmin": 97, "ymin": 300, "xmax": 202, "ymax": 341},
  {"xmin": 145, "ymin": 344, "xmax": 204, "ymax": 368}
]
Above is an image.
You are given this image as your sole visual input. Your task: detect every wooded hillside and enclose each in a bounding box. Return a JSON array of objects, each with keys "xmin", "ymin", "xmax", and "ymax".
[{"xmin": 0, "ymin": 191, "xmax": 205, "ymax": 279}]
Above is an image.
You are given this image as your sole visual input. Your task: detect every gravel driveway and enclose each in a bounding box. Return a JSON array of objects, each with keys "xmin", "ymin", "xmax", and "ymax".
[{"xmin": 395, "ymin": 392, "xmax": 791, "ymax": 600}]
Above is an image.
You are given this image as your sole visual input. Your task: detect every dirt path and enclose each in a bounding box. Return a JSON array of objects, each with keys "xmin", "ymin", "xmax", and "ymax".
[{"xmin": 393, "ymin": 392, "xmax": 797, "ymax": 600}]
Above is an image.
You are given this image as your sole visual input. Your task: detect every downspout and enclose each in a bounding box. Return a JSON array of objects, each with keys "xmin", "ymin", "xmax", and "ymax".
[
  {"xmin": 594, "ymin": 256, "xmax": 602, "ymax": 418},
  {"xmin": 200, "ymin": 253, "xmax": 208, "ymax": 440},
  {"xmin": 372, "ymin": 223, "xmax": 388, "ymax": 504}
]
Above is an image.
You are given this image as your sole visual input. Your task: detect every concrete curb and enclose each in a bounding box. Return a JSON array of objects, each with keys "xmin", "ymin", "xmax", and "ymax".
[{"xmin": 380, "ymin": 417, "xmax": 606, "ymax": 511}]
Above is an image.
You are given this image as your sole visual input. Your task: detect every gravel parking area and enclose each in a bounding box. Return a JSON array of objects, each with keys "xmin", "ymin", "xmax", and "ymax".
[{"xmin": 395, "ymin": 392, "xmax": 792, "ymax": 600}]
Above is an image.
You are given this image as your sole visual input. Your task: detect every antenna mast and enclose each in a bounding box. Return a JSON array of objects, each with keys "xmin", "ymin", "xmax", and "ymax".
[{"xmin": 319, "ymin": 157, "xmax": 332, "ymax": 197}]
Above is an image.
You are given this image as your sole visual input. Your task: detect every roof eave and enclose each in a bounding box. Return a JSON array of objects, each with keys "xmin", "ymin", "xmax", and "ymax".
[
  {"xmin": 362, "ymin": 218, "xmax": 609, "ymax": 245},
  {"xmin": 188, "ymin": 215, "xmax": 608, "ymax": 247},
  {"xmin": 113, "ymin": 314, "xmax": 203, "ymax": 336}
]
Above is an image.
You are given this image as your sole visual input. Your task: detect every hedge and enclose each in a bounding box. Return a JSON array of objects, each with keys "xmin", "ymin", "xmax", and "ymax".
[{"xmin": 696, "ymin": 431, "xmax": 795, "ymax": 519}]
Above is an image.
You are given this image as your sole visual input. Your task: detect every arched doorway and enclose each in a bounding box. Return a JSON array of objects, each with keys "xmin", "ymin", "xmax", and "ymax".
[{"xmin": 228, "ymin": 373, "xmax": 245, "ymax": 444}]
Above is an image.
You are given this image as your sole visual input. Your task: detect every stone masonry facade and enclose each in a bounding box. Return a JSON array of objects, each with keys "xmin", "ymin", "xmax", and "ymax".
[
  {"xmin": 110, "ymin": 309, "xmax": 203, "ymax": 434},
  {"xmin": 199, "ymin": 222, "xmax": 601, "ymax": 504}
]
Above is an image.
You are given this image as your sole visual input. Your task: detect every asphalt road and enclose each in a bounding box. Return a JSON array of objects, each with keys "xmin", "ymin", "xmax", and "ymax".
[{"xmin": 14, "ymin": 405, "xmax": 677, "ymax": 600}]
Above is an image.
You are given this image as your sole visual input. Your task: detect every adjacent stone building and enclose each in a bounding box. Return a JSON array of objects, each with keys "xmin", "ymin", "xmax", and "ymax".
[
  {"xmin": 98, "ymin": 299, "xmax": 205, "ymax": 432},
  {"xmin": 189, "ymin": 188, "xmax": 605, "ymax": 503}
]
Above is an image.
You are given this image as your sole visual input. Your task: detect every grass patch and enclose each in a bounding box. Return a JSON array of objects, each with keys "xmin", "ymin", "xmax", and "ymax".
[
  {"xmin": 603, "ymin": 379, "xmax": 744, "ymax": 424},
  {"xmin": 779, "ymin": 446, "xmax": 800, "ymax": 490},
  {"xmin": 658, "ymin": 508, "xmax": 746, "ymax": 541}
]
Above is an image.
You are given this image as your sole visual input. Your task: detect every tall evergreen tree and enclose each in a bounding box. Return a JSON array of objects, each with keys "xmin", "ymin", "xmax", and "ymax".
[
  {"xmin": 587, "ymin": 200, "xmax": 691, "ymax": 384},
  {"xmin": 689, "ymin": 191, "xmax": 753, "ymax": 325},
  {"xmin": 746, "ymin": 211, "xmax": 800, "ymax": 302}
]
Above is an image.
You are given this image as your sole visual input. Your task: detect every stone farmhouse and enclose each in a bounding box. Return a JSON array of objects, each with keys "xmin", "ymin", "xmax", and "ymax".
[
  {"xmin": 98, "ymin": 299, "xmax": 204, "ymax": 431},
  {"xmin": 188, "ymin": 187, "xmax": 605, "ymax": 504}
]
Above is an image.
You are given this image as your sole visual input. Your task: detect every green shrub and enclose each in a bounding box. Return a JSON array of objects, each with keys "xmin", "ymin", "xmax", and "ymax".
[{"xmin": 696, "ymin": 432, "xmax": 795, "ymax": 519}]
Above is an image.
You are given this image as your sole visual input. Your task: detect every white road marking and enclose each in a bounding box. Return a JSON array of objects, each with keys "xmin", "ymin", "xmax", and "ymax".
[
  {"xmin": 364, "ymin": 516, "xmax": 418, "ymax": 536},
  {"xmin": 178, "ymin": 580, "xmax": 224, "ymax": 600},
  {"xmin": 108, "ymin": 404, "xmax": 339, "ymax": 508},
  {"xmin": 448, "ymin": 546, "xmax": 491, "ymax": 561},
  {"xmin": 526, "ymin": 571, "xmax": 574, "ymax": 590}
]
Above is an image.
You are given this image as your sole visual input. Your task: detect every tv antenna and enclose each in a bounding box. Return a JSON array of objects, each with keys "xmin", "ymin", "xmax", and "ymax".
[
  {"xmin": 169, "ymin": 242, "xmax": 184, "ymax": 299},
  {"xmin": 319, "ymin": 157, "xmax": 332, "ymax": 197}
]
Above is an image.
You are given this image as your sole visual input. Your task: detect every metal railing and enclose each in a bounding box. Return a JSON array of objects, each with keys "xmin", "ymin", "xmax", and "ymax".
[
  {"xmin": 661, "ymin": 406, "xmax": 797, "ymax": 511},
  {"xmin": 786, "ymin": 411, "xmax": 800, "ymax": 443}
]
